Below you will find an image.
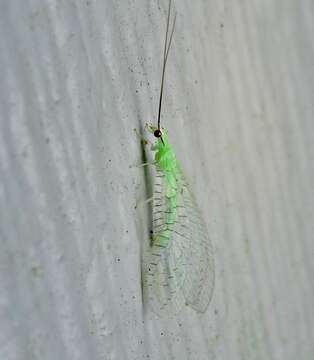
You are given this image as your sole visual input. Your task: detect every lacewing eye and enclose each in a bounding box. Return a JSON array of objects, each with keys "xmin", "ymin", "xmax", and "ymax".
[{"xmin": 154, "ymin": 129, "xmax": 162, "ymax": 138}]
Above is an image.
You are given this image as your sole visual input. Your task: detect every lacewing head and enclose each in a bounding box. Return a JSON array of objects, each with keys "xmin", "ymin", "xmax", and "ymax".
[{"xmin": 146, "ymin": 124, "xmax": 169, "ymax": 146}]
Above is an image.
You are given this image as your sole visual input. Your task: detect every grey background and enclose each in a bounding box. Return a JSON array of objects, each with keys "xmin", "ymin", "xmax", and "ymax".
[{"xmin": 1, "ymin": 0, "xmax": 313, "ymax": 359}]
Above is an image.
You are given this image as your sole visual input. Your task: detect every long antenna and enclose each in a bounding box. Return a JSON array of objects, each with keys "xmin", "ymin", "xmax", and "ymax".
[{"xmin": 157, "ymin": 0, "xmax": 177, "ymax": 133}]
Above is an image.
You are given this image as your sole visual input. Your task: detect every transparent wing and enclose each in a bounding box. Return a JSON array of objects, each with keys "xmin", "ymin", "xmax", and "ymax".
[{"xmin": 142, "ymin": 166, "xmax": 215, "ymax": 317}]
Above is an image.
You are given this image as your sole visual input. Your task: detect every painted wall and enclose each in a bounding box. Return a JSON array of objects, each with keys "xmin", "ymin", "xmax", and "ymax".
[{"xmin": 1, "ymin": 1, "xmax": 313, "ymax": 359}]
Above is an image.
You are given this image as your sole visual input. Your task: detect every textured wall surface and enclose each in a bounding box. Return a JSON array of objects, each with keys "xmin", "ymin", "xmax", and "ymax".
[{"xmin": 1, "ymin": 1, "xmax": 314, "ymax": 359}]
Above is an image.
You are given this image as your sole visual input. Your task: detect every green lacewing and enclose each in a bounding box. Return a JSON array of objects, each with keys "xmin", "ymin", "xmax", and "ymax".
[{"xmin": 140, "ymin": 0, "xmax": 215, "ymax": 316}]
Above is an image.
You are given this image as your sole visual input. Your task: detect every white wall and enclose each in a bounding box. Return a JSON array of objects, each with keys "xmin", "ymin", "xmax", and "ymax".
[{"xmin": 1, "ymin": 1, "xmax": 313, "ymax": 359}]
